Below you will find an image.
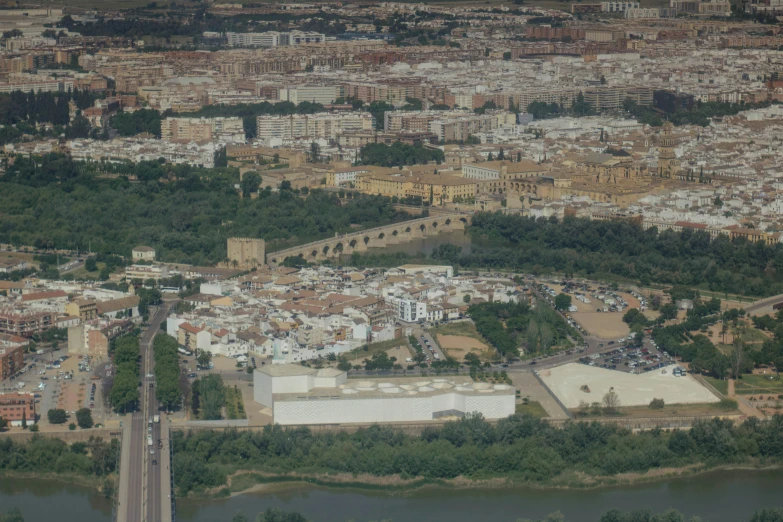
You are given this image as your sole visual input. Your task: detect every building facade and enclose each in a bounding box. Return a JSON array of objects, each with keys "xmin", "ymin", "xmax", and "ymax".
[{"xmin": 227, "ymin": 237, "xmax": 265, "ymax": 268}]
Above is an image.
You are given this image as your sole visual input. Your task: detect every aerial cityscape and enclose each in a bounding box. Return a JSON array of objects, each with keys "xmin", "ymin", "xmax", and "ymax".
[{"xmin": 2, "ymin": 0, "xmax": 783, "ymax": 521}]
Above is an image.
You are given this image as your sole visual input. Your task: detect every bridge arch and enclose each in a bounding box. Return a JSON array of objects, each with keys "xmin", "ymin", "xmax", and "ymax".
[
  {"xmin": 364, "ymin": 236, "xmax": 370, "ymax": 245},
  {"xmin": 419, "ymin": 224, "xmax": 426, "ymax": 232},
  {"xmin": 405, "ymin": 226, "xmax": 411, "ymax": 233},
  {"xmin": 334, "ymin": 242, "xmax": 344, "ymax": 253},
  {"xmin": 311, "ymin": 249, "xmax": 318, "ymax": 257},
  {"xmin": 378, "ymin": 232, "xmax": 385, "ymax": 239},
  {"xmin": 432, "ymin": 221, "xmax": 438, "ymax": 229},
  {"xmin": 349, "ymin": 239, "xmax": 358, "ymax": 248},
  {"xmin": 392, "ymin": 229, "xmax": 398, "ymax": 236},
  {"xmin": 445, "ymin": 218, "xmax": 451, "ymax": 225},
  {"xmin": 322, "ymin": 245, "xmax": 330, "ymax": 255}
]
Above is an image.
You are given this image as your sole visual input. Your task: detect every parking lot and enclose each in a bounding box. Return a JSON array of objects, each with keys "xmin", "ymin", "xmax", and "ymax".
[
  {"xmin": 2, "ymin": 347, "xmax": 109, "ymax": 429},
  {"xmin": 577, "ymin": 339, "xmax": 672, "ymax": 374}
]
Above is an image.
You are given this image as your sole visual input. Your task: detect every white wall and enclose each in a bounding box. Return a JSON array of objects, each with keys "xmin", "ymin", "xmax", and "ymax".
[{"xmin": 273, "ymin": 392, "xmax": 514, "ymax": 425}]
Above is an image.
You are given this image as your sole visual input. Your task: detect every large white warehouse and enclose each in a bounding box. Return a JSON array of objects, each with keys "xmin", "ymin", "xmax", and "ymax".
[{"xmin": 253, "ymin": 364, "xmax": 516, "ymax": 425}]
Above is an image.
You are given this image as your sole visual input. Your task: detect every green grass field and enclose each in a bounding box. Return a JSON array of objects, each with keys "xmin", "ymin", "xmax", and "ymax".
[
  {"xmin": 734, "ymin": 374, "xmax": 783, "ymax": 396},
  {"xmin": 702, "ymin": 376, "xmax": 729, "ymax": 395},
  {"xmin": 515, "ymin": 401, "xmax": 549, "ymax": 418}
]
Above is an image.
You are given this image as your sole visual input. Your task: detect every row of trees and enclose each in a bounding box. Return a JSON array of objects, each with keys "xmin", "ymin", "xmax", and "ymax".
[
  {"xmin": 0, "ymin": 88, "xmax": 97, "ymax": 126},
  {"xmin": 172, "ymin": 413, "xmax": 783, "ymax": 495},
  {"xmin": 109, "ymin": 335, "xmax": 140, "ymax": 413},
  {"xmin": 153, "ymin": 334, "xmax": 184, "ymax": 412},
  {"xmin": 358, "ymin": 142, "xmax": 445, "ymax": 167}
]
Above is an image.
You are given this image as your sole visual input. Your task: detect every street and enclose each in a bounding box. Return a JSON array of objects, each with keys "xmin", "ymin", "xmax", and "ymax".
[{"xmin": 119, "ymin": 300, "xmax": 173, "ymax": 522}]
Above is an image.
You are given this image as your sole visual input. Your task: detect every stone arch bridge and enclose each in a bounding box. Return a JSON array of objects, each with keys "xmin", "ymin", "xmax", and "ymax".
[{"xmin": 267, "ymin": 213, "xmax": 472, "ymax": 266}]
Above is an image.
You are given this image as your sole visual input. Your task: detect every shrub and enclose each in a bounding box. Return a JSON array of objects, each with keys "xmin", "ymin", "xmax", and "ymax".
[{"xmin": 649, "ymin": 398, "xmax": 665, "ymax": 410}]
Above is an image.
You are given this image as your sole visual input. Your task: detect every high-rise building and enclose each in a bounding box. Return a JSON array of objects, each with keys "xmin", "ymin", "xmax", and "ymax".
[{"xmin": 227, "ymin": 238, "xmax": 265, "ymax": 268}]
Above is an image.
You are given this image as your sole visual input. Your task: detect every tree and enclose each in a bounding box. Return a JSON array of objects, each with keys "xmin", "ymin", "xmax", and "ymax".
[
  {"xmin": 69, "ymin": 423, "xmax": 76, "ymax": 430},
  {"xmin": 309, "ymin": 141, "xmax": 321, "ymax": 163},
  {"xmin": 21, "ymin": 410, "xmax": 26, "ymax": 430},
  {"xmin": 554, "ymin": 293, "xmax": 572, "ymax": 311},
  {"xmin": 602, "ymin": 389, "xmax": 621, "ymax": 414},
  {"xmin": 76, "ymin": 408, "xmax": 93, "ymax": 429},
  {"xmin": 48, "ymin": 408, "xmax": 67, "ymax": 424},
  {"xmin": 84, "ymin": 257, "xmax": 97, "ymax": 272},
  {"xmin": 649, "ymin": 398, "xmax": 665, "ymax": 409},
  {"xmin": 463, "ymin": 294, "xmax": 471, "ymax": 304},
  {"xmin": 0, "ymin": 417, "xmax": 7, "ymax": 431},
  {"xmin": 660, "ymin": 303, "xmax": 678, "ymax": 321},
  {"xmin": 241, "ymin": 171, "xmax": 261, "ymax": 198},
  {"xmin": 197, "ymin": 349, "xmax": 212, "ymax": 369}
]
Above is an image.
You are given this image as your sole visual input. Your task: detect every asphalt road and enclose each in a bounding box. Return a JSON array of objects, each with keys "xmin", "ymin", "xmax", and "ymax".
[{"xmin": 123, "ymin": 301, "xmax": 172, "ymax": 522}]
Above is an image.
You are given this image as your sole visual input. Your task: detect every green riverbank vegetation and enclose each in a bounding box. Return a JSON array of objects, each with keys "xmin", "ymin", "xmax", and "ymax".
[{"xmin": 171, "ymin": 413, "xmax": 783, "ymax": 497}]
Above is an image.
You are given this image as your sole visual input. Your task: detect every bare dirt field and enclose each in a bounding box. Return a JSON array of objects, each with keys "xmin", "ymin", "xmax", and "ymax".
[
  {"xmin": 571, "ymin": 312, "xmax": 630, "ymax": 340},
  {"xmin": 539, "ymin": 363, "xmax": 719, "ymax": 409},
  {"xmin": 437, "ymin": 334, "xmax": 489, "ymax": 360},
  {"xmin": 431, "ymin": 321, "xmax": 495, "ymax": 360},
  {"xmin": 386, "ymin": 345, "xmax": 413, "ymax": 363}
]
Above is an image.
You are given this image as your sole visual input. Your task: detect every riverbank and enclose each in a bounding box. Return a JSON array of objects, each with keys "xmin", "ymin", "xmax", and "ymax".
[
  {"xmin": 188, "ymin": 461, "xmax": 783, "ymax": 500},
  {"xmin": 0, "ymin": 470, "xmax": 110, "ymax": 494}
]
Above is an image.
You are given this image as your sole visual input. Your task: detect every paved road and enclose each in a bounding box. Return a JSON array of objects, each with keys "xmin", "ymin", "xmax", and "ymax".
[
  {"xmin": 743, "ymin": 294, "xmax": 783, "ymax": 315},
  {"xmin": 119, "ymin": 301, "xmax": 173, "ymax": 522}
]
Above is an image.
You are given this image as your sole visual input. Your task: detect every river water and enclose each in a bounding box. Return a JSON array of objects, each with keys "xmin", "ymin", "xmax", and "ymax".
[{"xmin": 3, "ymin": 470, "xmax": 783, "ymax": 522}]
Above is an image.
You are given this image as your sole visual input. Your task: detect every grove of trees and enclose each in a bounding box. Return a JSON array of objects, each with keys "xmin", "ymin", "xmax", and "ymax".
[
  {"xmin": 0, "ymin": 153, "xmax": 413, "ymax": 265},
  {"xmin": 469, "ymin": 301, "xmax": 576, "ymax": 357},
  {"xmin": 0, "ymin": 435, "xmax": 119, "ymax": 477},
  {"xmin": 171, "ymin": 413, "xmax": 783, "ymax": 496}
]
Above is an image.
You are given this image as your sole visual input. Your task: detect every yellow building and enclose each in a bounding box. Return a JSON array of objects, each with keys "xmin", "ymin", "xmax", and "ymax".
[
  {"xmin": 357, "ymin": 172, "xmax": 476, "ymax": 205},
  {"xmin": 65, "ymin": 298, "xmax": 98, "ymax": 322}
]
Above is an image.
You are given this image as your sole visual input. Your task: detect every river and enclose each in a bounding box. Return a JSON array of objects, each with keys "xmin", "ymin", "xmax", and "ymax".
[{"xmin": 3, "ymin": 470, "xmax": 783, "ymax": 522}]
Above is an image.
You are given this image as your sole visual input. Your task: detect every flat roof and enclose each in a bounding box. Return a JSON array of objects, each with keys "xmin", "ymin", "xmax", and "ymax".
[{"xmin": 274, "ymin": 375, "xmax": 515, "ymax": 401}]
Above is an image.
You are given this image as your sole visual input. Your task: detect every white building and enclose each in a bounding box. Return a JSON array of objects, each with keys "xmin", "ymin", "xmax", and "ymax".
[
  {"xmin": 132, "ymin": 246, "xmax": 156, "ymax": 261},
  {"xmin": 279, "ymin": 85, "xmax": 339, "ymax": 105},
  {"xmin": 255, "ymin": 113, "xmax": 375, "ymax": 140},
  {"xmin": 253, "ymin": 365, "xmax": 516, "ymax": 425},
  {"xmin": 398, "ymin": 299, "xmax": 427, "ymax": 322}
]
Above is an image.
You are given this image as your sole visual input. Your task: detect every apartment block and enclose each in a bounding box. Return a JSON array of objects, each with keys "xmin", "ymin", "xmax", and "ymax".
[
  {"xmin": 0, "ymin": 310, "xmax": 54, "ymax": 337},
  {"xmin": 161, "ymin": 117, "xmax": 244, "ymax": 142},
  {"xmin": 0, "ymin": 392, "xmax": 36, "ymax": 426},
  {"xmin": 255, "ymin": 113, "xmax": 375, "ymax": 140},
  {"xmin": 279, "ymin": 85, "xmax": 340, "ymax": 105},
  {"xmin": 0, "ymin": 345, "xmax": 24, "ymax": 381}
]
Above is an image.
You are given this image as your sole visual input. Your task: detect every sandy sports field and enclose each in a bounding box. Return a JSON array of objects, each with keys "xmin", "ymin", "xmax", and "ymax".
[
  {"xmin": 437, "ymin": 334, "xmax": 489, "ymax": 360},
  {"xmin": 539, "ymin": 363, "xmax": 719, "ymax": 408}
]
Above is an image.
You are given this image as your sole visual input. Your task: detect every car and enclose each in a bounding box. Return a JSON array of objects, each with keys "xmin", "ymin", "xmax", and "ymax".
[
  {"xmin": 188, "ymin": 373, "xmax": 197, "ymax": 378},
  {"xmin": 150, "ymin": 448, "xmax": 155, "ymax": 455},
  {"xmin": 152, "ymin": 460, "xmax": 157, "ymax": 465},
  {"xmin": 529, "ymin": 361, "xmax": 537, "ymax": 365},
  {"xmin": 501, "ymin": 364, "xmax": 509, "ymax": 368}
]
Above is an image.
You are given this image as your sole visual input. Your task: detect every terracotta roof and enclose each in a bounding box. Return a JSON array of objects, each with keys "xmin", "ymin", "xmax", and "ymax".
[{"xmin": 21, "ymin": 290, "xmax": 67, "ymax": 302}]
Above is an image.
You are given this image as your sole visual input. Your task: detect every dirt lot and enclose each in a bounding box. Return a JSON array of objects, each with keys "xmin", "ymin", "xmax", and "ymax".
[
  {"xmin": 431, "ymin": 322, "xmax": 494, "ymax": 360},
  {"xmin": 571, "ymin": 312, "xmax": 630, "ymax": 340},
  {"xmin": 0, "ymin": 251, "xmax": 38, "ymax": 268},
  {"xmin": 386, "ymin": 345, "xmax": 413, "ymax": 363},
  {"xmin": 437, "ymin": 335, "xmax": 489, "ymax": 360}
]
